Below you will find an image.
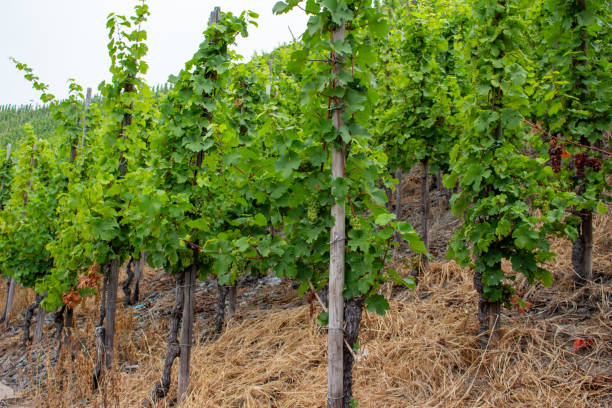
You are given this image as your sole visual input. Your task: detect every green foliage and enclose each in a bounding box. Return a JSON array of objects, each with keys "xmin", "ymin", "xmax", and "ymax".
[
  {"xmin": 446, "ymin": 0, "xmax": 576, "ymax": 305},
  {"xmin": 532, "ymin": 0, "xmax": 611, "ymax": 210},
  {"xmin": 276, "ymin": 0, "xmax": 424, "ymax": 312},
  {"xmin": 373, "ymin": 0, "xmax": 464, "ymax": 174}
]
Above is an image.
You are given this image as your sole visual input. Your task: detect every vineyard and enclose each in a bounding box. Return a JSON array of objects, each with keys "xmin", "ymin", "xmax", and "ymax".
[{"xmin": 0, "ymin": 0, "xmax": 610, "ymax": 407}]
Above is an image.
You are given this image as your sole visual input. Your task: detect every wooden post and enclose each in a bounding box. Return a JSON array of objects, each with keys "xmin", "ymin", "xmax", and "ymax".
[
  {"xmin": 328, "ymin": 21, "xmax": 346, "ymax": 408},
  {"xmin": 34, "ymin": 291, "xmax": 48, "ymax": 342},
  {"xmin": 266, "ymin": 59, "xmax": 273, "ymax": 96},
  {"xmin": 5, "ymin": 144, "xmax": 11, "ymax": 161},
  {"xmin": 2, "ymin": 278, "xmax": 16, "ymax": 329},
  {"xmin": 80, "ymin": 87, "xmax": 92, "ymax": 148},
  {"xmin": 177, "ymin": 262, "xmax": 196, "ymax": 400}
]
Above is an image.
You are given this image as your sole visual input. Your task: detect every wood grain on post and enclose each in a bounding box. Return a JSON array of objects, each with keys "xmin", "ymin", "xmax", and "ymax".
[
  {"xmin": 177, "ymin": 264, "xmax": 196, "ymax": 400},
  {"xmin": 328, "ymin": 21, "xmax": 346, "ymax": 408},
  {"xmin": 2, "ymin": 278, "xmax": 16, "ymax": 329},
  {"xmin": 34, "ymin": 291, "xmax": 48, "ymax": 342}
]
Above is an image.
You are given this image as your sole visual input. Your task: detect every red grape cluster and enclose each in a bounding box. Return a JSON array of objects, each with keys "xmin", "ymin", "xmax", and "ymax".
[
  {"xmin": 574, "ymin": 153, "xmax": 602, "ymax": 179},
  {"xmin": 548, "ymin": 139, "xmax": 563, "ymax": 173},
  {"xmin": 586, "ymin": 157, "xmax": 602, "ymax": 172},
  {"xmin": 574, "ymin": 152, "xmax": 588, "ymax": 179}
]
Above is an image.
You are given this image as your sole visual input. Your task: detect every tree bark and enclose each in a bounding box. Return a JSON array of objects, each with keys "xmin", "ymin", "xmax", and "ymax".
[
  {"xmin": 328, "ymin": 20, "xmax": 347, "ymax": 408},
  {"xmin": 177, "ymin": 263, "xmax": 197, "ymax": 401},
  {"xmin": 420, "ymin": 159, "xmax": 430, "ymax": 272},
  {"xmin": 342, "ymin": 297, "xmax": 364, "ymax": 408},
  {"xmin": 474, "ymin": 270, "xmax": 501, "ymax": 348},
  {"xmin": 146, "ymin": 272, "xmax": 185, "ymax": 405}
]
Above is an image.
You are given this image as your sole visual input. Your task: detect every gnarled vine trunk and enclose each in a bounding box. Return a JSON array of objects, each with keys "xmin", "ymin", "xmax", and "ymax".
[
  {"xmin": 573, "ymin": 212, "xmax": 593, "ymax": 285},
  {"xmin": 215, "ymin": 280, "xmax": 228, "ymax": 334},
  {"xmin": 474, "ymin": 270, "xmax": 501, "ymax": 348},
  {"xmin": 122, "ymin": 256, "xmax": 135, "ymax": 306},
  {"xmin": 342, "ymin": 297, "xmax": 364, "ymax": 408},
  {"xmin": 104, "ymin": 258, "xmax": 120, "ymax": 370},
  {"xmin": 93, "ymin": 266, "xmax": 109, "ymax": 388},
  {"xmin": 132, "ymin": 252, "xmax": 146, "ymax": 305},
  {"xmin": 227, "ymin": 284, "xmax": 237, "ymax": 321},
  {"xmin": 146, "ymin": 272, "xmax": 185, "ymax": 405},
  {"xmin": 22, "ymin": 293, "xmax": 44, "ymax": 348},
  {"xmin": 216, "ymin": 281, "xmax": 238, "ymax": 333}
]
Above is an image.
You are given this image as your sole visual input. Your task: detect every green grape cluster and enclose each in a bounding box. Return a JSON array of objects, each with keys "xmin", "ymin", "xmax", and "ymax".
[
  {"xmin": 306, "ymin": 196, "xmax": 320, "ymax": 222},
  {"xmin": 230, "ymin": 249, "xmax": 247, "ymax": 276},
  {"xmin": 349, "ymin": 215, "xmax": 362, "ymax": 231}
]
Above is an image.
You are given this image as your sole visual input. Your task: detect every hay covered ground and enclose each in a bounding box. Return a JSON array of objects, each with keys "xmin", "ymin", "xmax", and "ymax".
[{"xmin": 0, "ymin": 173, "xmax": 610, "ymax": 408}]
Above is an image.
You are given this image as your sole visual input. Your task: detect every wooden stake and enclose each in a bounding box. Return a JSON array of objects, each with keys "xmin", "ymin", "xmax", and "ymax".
[
  {"xmin": 177, "ymin": 264, "xmax": 196, "ymax": 401},
  {"xmin": 80, "ymin": 87, "xmax": 92, "ymax": 148},
  {"xmin": 34, "ymin": 292, "xmax": 48, "ymax": 342},
  {"xmin": 2, "ymin": 278, "xmax": 16, "ymax": 329},
  {"xmin": 328, "ymin": 21, "xmax": 346, "ymax": 408}
]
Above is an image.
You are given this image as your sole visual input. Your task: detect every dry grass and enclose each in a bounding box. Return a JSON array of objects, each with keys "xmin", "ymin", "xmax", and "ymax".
[{"xmin": 1, "ymin": 204, "xmax": 610, "ymax": 408}]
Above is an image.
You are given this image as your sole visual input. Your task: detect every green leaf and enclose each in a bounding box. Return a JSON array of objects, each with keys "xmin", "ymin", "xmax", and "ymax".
[
  {"xmin": 513, "ymin": 224, "xmax": 539, "ymax": 250},
  {"xmin": 365, "ymin": 294, "xmax": 389, "ymax": 316},
  {"xmin": 370, "ymin": 188, "xmax": 387, "ymax": 205},
  {"xmin": 275, "ymin": 151, "xmax": 301, "ymax": 178},
  {"xmin": 374, "ymin": 212, "xmax": 396, "ymax": 226},
  {"xmin": 317, "ymin": 311, "xmax": 329, "ymax": 326},
  {"xmin": 272, "ymin": 2, "xmax": 288, "ymax": 14},
  {"xmin": 596, "ymin": 201, "xmax": 608, "ymax": 214},
  {"xmin": 253, "ymin": 213, "xmax": 268, "ymax": 226}
]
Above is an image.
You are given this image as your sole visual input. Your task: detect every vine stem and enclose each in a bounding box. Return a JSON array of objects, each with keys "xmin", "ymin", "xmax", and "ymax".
[{"xmin": 523, "ymin": 118, "xmax": 611, "ymax": 155}]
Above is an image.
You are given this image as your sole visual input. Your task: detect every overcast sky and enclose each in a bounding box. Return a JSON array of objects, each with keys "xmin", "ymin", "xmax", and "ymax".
[{"xmin": 0, "ymin": 0, "xmax": 308, "ymax": 106}]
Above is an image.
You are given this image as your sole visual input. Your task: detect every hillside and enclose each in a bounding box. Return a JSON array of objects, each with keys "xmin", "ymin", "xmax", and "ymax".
[
  {"xmin": 0, "ymin": 105, "xmax": 56, "ymax": 148},
  {"xmin": 1, "ymin": 170, "xmax": 610, "ymax": 408}
]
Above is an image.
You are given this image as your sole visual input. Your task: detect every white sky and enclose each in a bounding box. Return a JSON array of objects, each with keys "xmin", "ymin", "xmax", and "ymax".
[{"xmin": 0, "ymin": 0, "xmax": 308, "ymax": 106}]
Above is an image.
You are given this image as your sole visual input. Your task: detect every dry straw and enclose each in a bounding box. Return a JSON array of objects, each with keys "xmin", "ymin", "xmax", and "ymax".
[{"xmin": 0, "ymin": 210, "xmax": 609, "ymax": 408}]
